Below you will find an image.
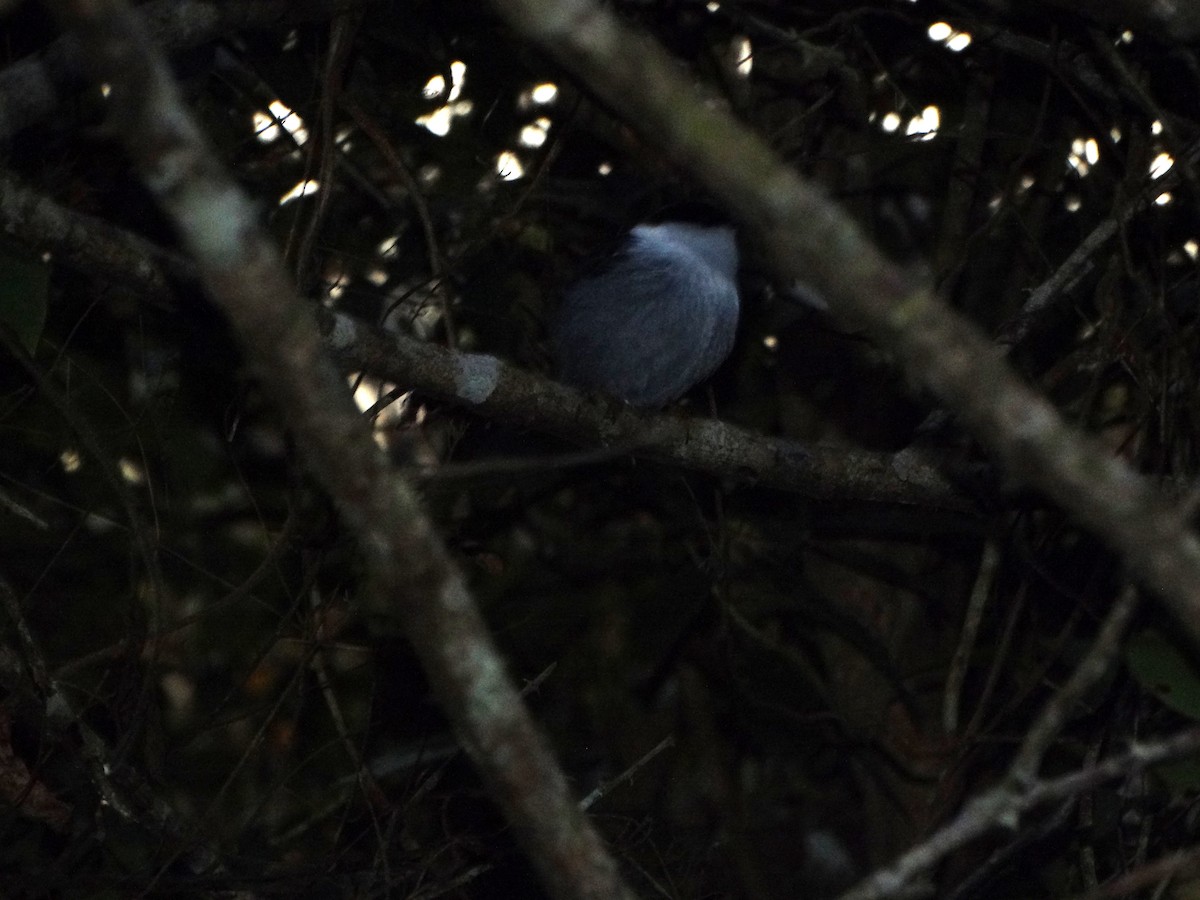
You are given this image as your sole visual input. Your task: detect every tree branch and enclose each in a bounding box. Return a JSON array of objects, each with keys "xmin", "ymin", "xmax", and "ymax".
[
  {"xmin": 841, "ymin": 725, "xmax": 1200, "ymax": 900},
  {"xmin": 39, "ymin": 2, "xmax": 634, "ymax": 897},
  {"xmin": 0, "ymin": 0, "xmax": 346, "ymax": 143},
  {"xmin": 488, "ymin": 0, "xmax": 1200, "ymax": 650},
  {"xmin": 0, "ymin": 170, "xmax": 973, "ymax": 511}
]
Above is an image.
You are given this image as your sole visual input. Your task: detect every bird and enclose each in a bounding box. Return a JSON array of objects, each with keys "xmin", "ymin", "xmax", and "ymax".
[{"xmin": 551, "ymin": 222, "xmax": 741, "ymax": 409}]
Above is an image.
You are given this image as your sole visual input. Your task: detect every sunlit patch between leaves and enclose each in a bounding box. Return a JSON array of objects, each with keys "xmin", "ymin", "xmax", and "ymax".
[
  {"xmin": 731, "ymin": 36, "xmax": 753, "ymax": 76},
  {"xmin": 496, "ymin": 151, "xmax": 524, "ymax": 181},
  {"xmin": 279, "ymin": 179, "xmax": 319, "ymax": 206},
  {"xmin": 519, "ymin": 82, "xmax": 559, "ymax": 107},
  {"xmin": 876, "ymin": 105, "xmax": 942, "ymax": 139},
  {"xmin": 119, "ymin": 458, "xmax": 145, "ymax": 486},
  {"xmin": 349, "ymin": 374, "xmax": 410, "ymax": 447},
  {"xmin": 927, "ymin": 21, "xmax": 972, "ymax": 52},
  {"xmin": 905, "ymin": 106, "xmax": 940, "ymax": 140},
  {"xmin": 59, "ymin": 448, "xmax": 81, "ymax": 474},
  {"xmin": 519, "ymin": 118, "xmax": 551, "ymax": 148},
  {"xmin": 417, "ymin": 61, "xmax": 473, "ymax": 136},
  {"xmin": 253, "ymin": 99, "xmax": 308, "ymax": 145},
  {"xmin": 880, "ymin": 111, "xmax": 902, "ymax": 133},
  {"xmin": 376, "ymin": 235, "xmax": 400, "ymax": 259},
  {"xmin": 1150, "ymin": 152, "xmax": 1174, "ymax": 179},
  {"xmin": 1067, "ymin": 137, "xmax": 1100, "ymax": 176}
]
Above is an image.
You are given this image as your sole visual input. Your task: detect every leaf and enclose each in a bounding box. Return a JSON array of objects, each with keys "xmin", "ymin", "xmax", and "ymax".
[
  {"xmin": 1126, "ymin": 628, "xmax": 1200, "ymax": 720},
  {"xmin": 1153, "ymin": 756, "xmax": 1200, "ymax": 794},
  {"xmin": 0, "ymin": 240, "xmax": 49, "ymax": 355}
]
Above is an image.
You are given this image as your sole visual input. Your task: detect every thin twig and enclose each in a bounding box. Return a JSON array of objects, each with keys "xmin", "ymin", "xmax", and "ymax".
[
  {"xmin": 1010, "ymin": 586, "xmax": 1139, "ymax": 784},
  {"xmin": 580, "ymin": 735, "xmax": 676, "ymax": 811},
  {"xmin": 943, "ymin": 540, "xmax": 1000, "ymax": 734}
]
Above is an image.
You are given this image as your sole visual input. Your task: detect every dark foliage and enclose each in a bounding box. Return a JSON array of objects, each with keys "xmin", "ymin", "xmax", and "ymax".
[{"xmin": 2, "ymin": 0, "xmax": 1200, "ymax": 897}]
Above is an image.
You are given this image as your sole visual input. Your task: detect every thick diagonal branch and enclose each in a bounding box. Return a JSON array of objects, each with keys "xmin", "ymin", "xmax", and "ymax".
[
  {"xmin": 41, "ymin": 2, "xmax": 633, "ymax": 897},
  {"xmin": 489, "ymin": 0, "xmax": 1200, "ymax": 649}
]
